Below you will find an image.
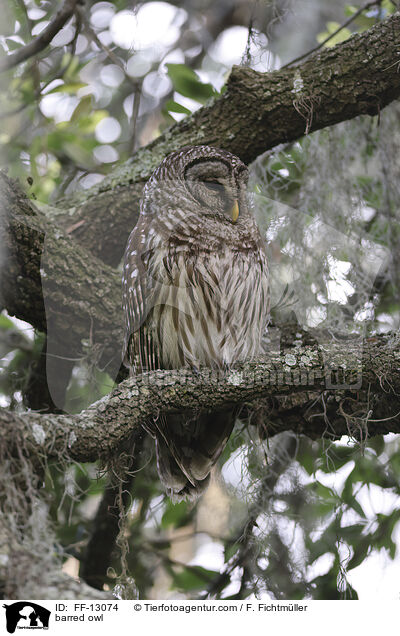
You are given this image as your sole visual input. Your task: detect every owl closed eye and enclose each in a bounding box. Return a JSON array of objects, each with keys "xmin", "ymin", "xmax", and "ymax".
[{"xmin": 184, "ymin": 158, "xmax": 248, "ymax": 222}]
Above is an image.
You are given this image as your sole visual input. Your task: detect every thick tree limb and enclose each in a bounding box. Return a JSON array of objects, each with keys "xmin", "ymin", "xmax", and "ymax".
[
  {"xmin": 2, "ymin": 17, "xmax": 400, "ymax": 365},
  {"xmin": 0, "ymin": 172, "xmax": 124, "ymax": 375},
  {"xmin": 0, "ymin": 0, "xmax": 81, "ymax": 73},
  {"xmin": 1, "ymin": 337, "xmax": 400, "ymax": 463},
  {"xmin": 50, "ymin": 13, "xmax": 400, "ymax": 266},
  {"xmin": 2, "ymin": 169, "xmax": 400, "ymax": 438},
  {"xmin": 1, "ymin": 18, "xmax": 400, "ymax": 444},
  {"xmin": 2, "ymin": 6, "xmax": 399, "ymax": 603}
]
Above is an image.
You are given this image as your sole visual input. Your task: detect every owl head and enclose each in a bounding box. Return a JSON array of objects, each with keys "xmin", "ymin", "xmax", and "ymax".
[{"xmin": 140, "ymin": 145, "xmax": 251, "ymax": 228}]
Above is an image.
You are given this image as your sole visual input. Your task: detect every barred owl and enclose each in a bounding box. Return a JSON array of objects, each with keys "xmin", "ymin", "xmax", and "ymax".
[{"xmin": 122, "ymin": 145, "xmax": 270, "ymax": 500}]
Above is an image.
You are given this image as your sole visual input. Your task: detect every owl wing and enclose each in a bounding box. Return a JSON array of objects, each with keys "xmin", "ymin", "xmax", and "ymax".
[{"xmin": 122, "ymin": 221, "xmax": 161, "ymax": 372}]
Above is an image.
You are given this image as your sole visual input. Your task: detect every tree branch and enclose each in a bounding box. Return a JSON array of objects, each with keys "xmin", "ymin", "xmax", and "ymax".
[
  {"xmin": 50, "ymin": 12, "xmax": 400, "ymax": 266},
  {"xmin": 0, "ymin": 0, "xmax": 81, "ymax": 73},
  {"xmin": 0, "ymin": 172, "xmax": 123, "ymax": 375},
  {"xmin": 282, "ymin": 0, "xmax": 386, "ymax": 69},
  {"xmin": 1, "ymin": 17, "xmax": 400, "ymax": 443},
  {"xmin": 2, "ymin": 17, "xmax": 400, "ymax": 354},
  {"xmin": 2, "ymin": 170, "xmax": 400, "ymax": 441},
  {"xmin": 2, "ymin": 337, "xmax": 400, "ymax": 463}
]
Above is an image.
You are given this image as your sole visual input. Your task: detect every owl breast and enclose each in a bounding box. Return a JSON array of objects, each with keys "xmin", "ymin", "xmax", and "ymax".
[{"xmin": 146, "ymin": 247, "xmax": 270, "ymax": 369}]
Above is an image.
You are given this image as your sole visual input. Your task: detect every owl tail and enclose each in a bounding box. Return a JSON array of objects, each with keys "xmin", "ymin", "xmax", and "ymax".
[{"xmin": 147, "ymin": 411, "xmax": 235, "ymax": 502}]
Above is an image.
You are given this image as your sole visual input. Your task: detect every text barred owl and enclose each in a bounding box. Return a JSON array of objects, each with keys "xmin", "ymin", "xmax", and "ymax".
[{"xmin": 122, "ymin": 145, "xmax": 270, "ymax": 500}]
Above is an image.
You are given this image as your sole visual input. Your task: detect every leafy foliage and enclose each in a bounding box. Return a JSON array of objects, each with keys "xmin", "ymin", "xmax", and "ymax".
[{"xmin": 0, "ymin": 0, "xmax": 399, "ymax": 601}]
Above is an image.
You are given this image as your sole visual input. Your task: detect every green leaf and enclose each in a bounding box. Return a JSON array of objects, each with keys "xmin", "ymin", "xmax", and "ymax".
[
  {"xmin": 350, "ymin": 456, "xmax": 398, "ymax": 489},
  {"xmin": 169, "ymin": 565, "xmax": 219, "ymax": 591},
  {"xmin": 0, "ymin": 314, "xmax": 15, "ymax": 331},
  {"xmin": 5, "ymin": 37, "xmax": 24, "ymax": 51},
  {"xmin": 343, "ymin": 5, "xmax": 375, "ymax": 30},
  {"xmin": 340, "ymin": 523, "xmax": 365, "ymax": 543},
  {"xmin": 161, "ymin": 500, "xmax": 189, "ymax": 529},
  {"xmin": 19, "ymin": 78, "xmax": 35, "ymax": 103},
  {"xmin": 366, "ymin": 436, "xmax": 385, "ymax": 456},
  {"xmin": 164, "ymin": 99, "xmax": 191, "ymax": 115},
  {"xmin": 63, "ymin": 142, "xmax": 95, "ymax": 168},
  {"xmin": 166, "ymin": 64, "xmax": 215, "ymax": 103},
  {"xmin": 63, "ymin": 55, "xmax": 82, "ymax": 80},
  {"xmin": 347, "ymin": 539, "xmax": 370, "ymax": 571},
  {"xmin": 382, "ymin": 0, "xmax": 396, "ymax": 14},
  {"xmin": 344, "ymin": 5, "xmax": 359, "ymax": 17},
  {"xmin": 348, "ymin": 498, "xmax": 366, "ymax": 520},
  {"xmin": 317, "ymin": 22, "xmax": 352, "ymax": 47},
  {"xmin": 46, "ymin": 82, "xmax": 87, "ymax": 95},
  {"xmin": 70, "ymin": 96, "xmax": 93, "ymax": 121},
  {"xmin": 307, "ymin": 481, "xmax": 339, "ymax": 503},
  {"xmin": 372, "ymin": 512, "xmax": 399, "ymax": 555},
  {"xmin": 313, "ymin": 445, "xmax": 355, "ymax": 473},
  {"xmin": 76, "ymin": 111, "xmax": 108, "ymax": 134},
  {"xmin": 224, "ymin": 542, "xmax": 240, "ymax": 563},
  {"xmin": 309, "ymin": 572, "xmax": 342, "ymax": 599}
]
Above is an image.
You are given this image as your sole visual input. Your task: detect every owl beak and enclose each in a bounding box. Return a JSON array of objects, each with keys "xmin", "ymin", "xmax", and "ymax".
[{"xmin": 230, "ymin": 200, "xmax": 239, "ymax": 223}]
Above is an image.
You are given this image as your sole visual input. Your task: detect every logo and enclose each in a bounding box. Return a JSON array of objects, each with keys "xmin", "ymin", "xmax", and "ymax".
[{"xmin": 3, "ymin": 603, "xmax": 50, "ymax": 634}]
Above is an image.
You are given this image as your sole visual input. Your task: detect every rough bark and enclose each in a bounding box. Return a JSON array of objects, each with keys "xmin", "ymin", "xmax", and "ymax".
[
  {"xmin": 0, "ymin": 173, "xmax": 124, "ymax": 375},
  {"xmin": 1, "ymin": 6, "xmax": 399, "ymax": 604},
  {"xmin": 1, "ymin": 16, "xmax": 400, "ymax": 441},
  {"xmin": 48, "ymin": 12, "xmax": 400, "ymax": 267},
  {"xmin": 1, "ymin": 336, "xmax": 400, "ymax": 466}
]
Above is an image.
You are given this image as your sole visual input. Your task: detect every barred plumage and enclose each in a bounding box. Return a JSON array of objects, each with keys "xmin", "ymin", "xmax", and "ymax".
[{"xmin": 122, "ymin": 145, "xmax": 270, "ymax": 500}]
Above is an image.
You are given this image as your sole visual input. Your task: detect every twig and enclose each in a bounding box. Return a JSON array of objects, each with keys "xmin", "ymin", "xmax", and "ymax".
[
  {"xmin": 77, "ymin": 6, "xmax": 128, "ymax": 79},
  {"xmin": 77, "ymin": 5, "xmax": 142, "ymax": 154},
  {"xmin": 201, "ymin": 433, "xmax": 299, "ymax": 599},
  {"xmin": 282, "ymin": 0, "xmax": 384, "ymax": 69},
  {"xmin": 128, "ymin": 82, "xmax": 142, "ymax": 155},
  {"xmin": 78, "ymin": 7, "xmax": 142, "ymax": 92},
  {"xmin": 0, "ymin": 0, "xmax": 82, "ymax": 73}
]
